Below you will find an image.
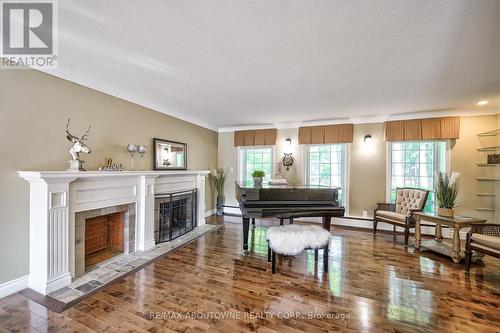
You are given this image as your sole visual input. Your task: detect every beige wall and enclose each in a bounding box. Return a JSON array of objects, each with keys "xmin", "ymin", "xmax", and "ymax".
[
  {"xmin": 348, "ymin": 123, "xmax": 387, "ymax": 217},
  {"xmin": 0, "ymin": 69, "xmax": 218, "ymax": 285},
  {"xmin": 451, "ymin": 115, "xmax": 499, "ymax": 222},
  {"xmin": 218, "ymin": 132, "xmax": 239, "ymax": 207},
  {"xmin": 218, "ymin": 115, "xmax": 500, "ymax": 221}
]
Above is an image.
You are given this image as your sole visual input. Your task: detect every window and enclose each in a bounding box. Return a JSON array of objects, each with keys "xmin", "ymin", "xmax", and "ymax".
[
  {"xmin": 389, "ymin": 141, "xmax": 447, "ymax": 213},
  {"xmin": 239, "ymin": 147, "xmax": 273, "ymax": 184},
  {"xmin": 305, "ymin": 144, "xmax": 347, "ymax": 205}
]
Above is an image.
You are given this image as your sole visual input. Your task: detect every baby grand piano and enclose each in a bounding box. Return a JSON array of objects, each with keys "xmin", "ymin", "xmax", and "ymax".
[{"xmin": 235, "ymin": 181, "xmax": 345, "ymax": 253}]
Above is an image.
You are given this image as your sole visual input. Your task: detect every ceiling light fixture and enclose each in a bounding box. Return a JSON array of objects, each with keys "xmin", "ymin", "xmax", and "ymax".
[{"xmin": 477, "ymin": 100, "xmax": 489, "ymax": 106}]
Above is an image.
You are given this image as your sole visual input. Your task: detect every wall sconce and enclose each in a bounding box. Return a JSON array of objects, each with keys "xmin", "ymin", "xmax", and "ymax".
[
  {"xmin": 282, "ymin": 138, "xmax": 294, "ymax": 170},
  {"xmin": 364, "ymin": 135, "xmax": 373, "ymax": 144}
]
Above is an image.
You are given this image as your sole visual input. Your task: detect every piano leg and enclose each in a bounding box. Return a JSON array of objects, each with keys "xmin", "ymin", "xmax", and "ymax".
[
  {"xmin": 251, "ymin": 218, "xmax": 256, "ymax": 226},
  {"xmin": 242, "ymin": 217, "xmax": 250, "ymax": 254},
  {"xmin": 323, "ymin": 243, "xmax": 329, "ymax": 272},
  {"xmin": 322, "ymin": 216, "xmax": 332, "ymax": 231},
  {"xmin": 271, "ymin": 250, "xmax": 277, "ymax": 274},
  {"xmin": 279, "ymin": 218, "xmax": 284, "ymax": 225},
  {"xmin": 267, "ymin": 241, "xmax": 271, "ymax": 262}
]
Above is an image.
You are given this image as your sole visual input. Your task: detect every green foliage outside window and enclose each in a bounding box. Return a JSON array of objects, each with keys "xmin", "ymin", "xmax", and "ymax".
[{"xmin": 390, "ymin": 141, "xmax": 446, "ymax": 213}]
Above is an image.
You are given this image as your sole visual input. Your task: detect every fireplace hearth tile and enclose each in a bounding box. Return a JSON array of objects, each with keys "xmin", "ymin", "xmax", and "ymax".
[
  {"xmin": 75, "ymin": 280, "xmax": 103, "ymax": 293},
  {"xmin": 102, "ymin": 261, "xmax": 127, "ymax": 270},
  {"xmin": 129, "ymin": 258, "xmax": 149, "ymax": 267},
  {"xmin": 97, "ymin": 270, "xmax": 122, "ymax": 283},
  {"xmin": 38, "ymin": 224, "xmax": 221, "ymax": 311},
  {"xmin": 49, "ymin": 287, "xmax": 85, "ymax": 303},
  {"xmin": 69, "ymin": 275, "xmax": 94, "ymax": 289},
  {"xmin": 88, "ymin": 265, "xmax": 111, "ymax": 274},
  {"xmin": 113, "ymin": 263, "xmax": 135, "ymax": 274}
]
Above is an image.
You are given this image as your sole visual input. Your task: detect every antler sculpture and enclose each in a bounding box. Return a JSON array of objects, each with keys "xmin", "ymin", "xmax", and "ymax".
[{"xmin": 65, "ymin": 118, "xmax": 92, "ymax": 171}]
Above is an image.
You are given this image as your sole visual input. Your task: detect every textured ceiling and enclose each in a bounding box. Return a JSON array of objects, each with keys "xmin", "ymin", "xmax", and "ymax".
[{"xmin": 45, "ymin": 0, "xmax": 500, "ymax": 130}]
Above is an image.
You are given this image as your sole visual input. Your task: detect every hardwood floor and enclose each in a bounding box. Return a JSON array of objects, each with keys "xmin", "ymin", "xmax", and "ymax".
[{"xmin": 1, "ymin": 216, "xmax": 500, "ymax": 332}]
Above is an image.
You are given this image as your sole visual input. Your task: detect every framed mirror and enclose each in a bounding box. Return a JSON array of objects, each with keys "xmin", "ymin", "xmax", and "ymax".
[{"xmin": 153, "ymin": 138, "xmax": 187, "ymax": 170}]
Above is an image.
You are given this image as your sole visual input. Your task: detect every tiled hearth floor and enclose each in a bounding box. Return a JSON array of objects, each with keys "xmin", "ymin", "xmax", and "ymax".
[
  {"xmin": 85, "ymin": 248, "xmax": 123, "ymax": 270},
  {"xmin": 44, "ymin": 224, "xmax": 220, "ymax": 307}
]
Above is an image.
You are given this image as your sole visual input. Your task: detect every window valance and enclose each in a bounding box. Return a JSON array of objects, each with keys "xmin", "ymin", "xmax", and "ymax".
[
  {"xmin": 384, "ymin": 117, "xmax": 460, "ymax": 141},
  {"xmin": 298, "ymin": 124, "xmax": 353, "ymax": 144},
  {"xmin": 234, "ymin": 129, "xmax": 277, "ymax": 146}
]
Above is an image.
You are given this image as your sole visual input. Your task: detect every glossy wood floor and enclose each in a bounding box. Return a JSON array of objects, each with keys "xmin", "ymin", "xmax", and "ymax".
[{"xmin": 1, "ymin": 216, "xmax": 500, "ymax": 333}]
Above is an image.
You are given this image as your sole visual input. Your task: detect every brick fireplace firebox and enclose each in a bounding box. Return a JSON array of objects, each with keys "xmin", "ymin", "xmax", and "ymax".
[
  {"xmin": 85, "ymin": 211, "xmax": 125, "ymax": 268},
  {"xmin": 75, "ymin": 204, "xmax": 136, "ymax": 277}
]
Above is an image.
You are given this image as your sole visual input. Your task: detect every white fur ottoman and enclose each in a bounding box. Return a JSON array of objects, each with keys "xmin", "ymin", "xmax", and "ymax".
[{"xmin": 266, "ymin": 224, "xmax": 331, "ymax": 274}]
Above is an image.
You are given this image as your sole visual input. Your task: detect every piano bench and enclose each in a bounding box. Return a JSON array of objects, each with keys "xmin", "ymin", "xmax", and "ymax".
[{"xmin": 266, "ymin": 225, "xmax": 331, "ymax": 274}]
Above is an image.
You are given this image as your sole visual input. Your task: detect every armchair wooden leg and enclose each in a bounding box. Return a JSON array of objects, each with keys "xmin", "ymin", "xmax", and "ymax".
[
  {"xmin": 251, "ymin": 218, "xmax": 256, "ymax": 226},
  {"xmin": 279, "ymin": 218, "xmax": 284, "ymax": 226},
  {"xmin": 314, "ymin": 249, "xmax": 319, "ymax": 262},
  {"xmin": 289, "ymin": 217, "xmax": 294, "ymax": 224},
  {"xmin": 465, "ymin": 233, "xmax": 473, "ymax": 272},
  {"xmin": 373, "ymin": 219, "xmax": 378, "ymax": 234},
  {"xmin": 464, "ymin": 250, "xmax": 472, "ymax": 272},
  {"xmin": 323, "ymin": 244, "xmax": 329, "ymax": 272},
  {"xmin": 404, "ymin": 228, "xmax": 410, "ymax": 246}
]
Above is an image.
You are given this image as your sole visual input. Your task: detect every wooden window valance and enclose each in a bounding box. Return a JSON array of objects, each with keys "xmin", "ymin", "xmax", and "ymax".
[
  {"xmin": 384, "ymin": 117, "xmax": 460, "ymax": 141},
  {"xmin": 298, "ymin": 124, "xmax": 353, "ymax": 144},
  {"xmin": 234, "ymin": 129, "xmax": 277, "ymax": 146}
]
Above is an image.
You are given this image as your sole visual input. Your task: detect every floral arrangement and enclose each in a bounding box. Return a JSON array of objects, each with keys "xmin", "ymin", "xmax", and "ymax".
[
  {"xmin": 208, "ymin": 168, "xmax": 228, "ymax": 196},
  {"xmin": 435, "ymin": 172, "xmax": 460, "ymax": 209}
]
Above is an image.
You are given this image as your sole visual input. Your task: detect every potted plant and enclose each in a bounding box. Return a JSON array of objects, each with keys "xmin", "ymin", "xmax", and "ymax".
[
  {"xmin": 208, "ymin": 168, "xmax": 227, "ymax": 216},
  {"xmin": 435, "ymin": 172, "xmax": 460, "ymax": 218},
  {"xmin": 252, "ymin": 170, "xmax": 265, "ymax": 186}
]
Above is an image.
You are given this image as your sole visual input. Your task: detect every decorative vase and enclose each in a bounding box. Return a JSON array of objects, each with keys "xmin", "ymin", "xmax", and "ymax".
[
  {"xmin": 438, "ymin": 207, "xmax": 454, "ymax": 218},
  {"xmin": 216, "ymin": 195, "xmax": 224, "ymax": 216},
  {"xmin": 253, "ymin": 177, "xmax": 263, "ymax": 187}
]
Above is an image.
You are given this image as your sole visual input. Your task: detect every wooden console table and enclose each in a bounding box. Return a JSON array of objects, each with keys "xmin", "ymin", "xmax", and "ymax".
[{"xmin": 413, "ymin": 212, "xmax": 487, "ymax": 263}]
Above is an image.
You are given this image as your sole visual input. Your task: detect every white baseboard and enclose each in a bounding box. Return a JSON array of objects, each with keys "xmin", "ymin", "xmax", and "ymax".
[
  {"xmin": 223, "ymin": 206, "xmax": 241, "ymax": 215},
  {"xmin": 0, "ymin": 275, "xmax": 28, "ymax": 299},
  {"xmin": 222, "ymin": 212, "xmax": 459, "ymax": 238}
]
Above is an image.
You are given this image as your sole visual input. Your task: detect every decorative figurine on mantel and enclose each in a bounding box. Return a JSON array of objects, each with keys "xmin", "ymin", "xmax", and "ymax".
[
  {"xmin": 99, "ymin": 157, "xmax": 124, "ymax": 171},
  {"xmin": 65, "ymin": 118, "xmax": 92, "ymax": 172}
]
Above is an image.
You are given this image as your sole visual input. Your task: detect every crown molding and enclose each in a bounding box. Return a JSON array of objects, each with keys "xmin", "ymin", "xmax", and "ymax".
[
  {"xmin": 217, "ymin": 124, "xmax": 275, "ymax": 132},
  {"xmin": 385, "ymin": 108, "xmax": 499, "ymax": 122},
  {"xmin": 217, "ymin": 108, "xmax": 499, "ymax": 132}
]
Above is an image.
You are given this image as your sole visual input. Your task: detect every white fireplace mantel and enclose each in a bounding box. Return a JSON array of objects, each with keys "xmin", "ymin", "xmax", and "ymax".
[{"xmin": 19, "ymin": 170, "xmax": 209, "ymax": 295}]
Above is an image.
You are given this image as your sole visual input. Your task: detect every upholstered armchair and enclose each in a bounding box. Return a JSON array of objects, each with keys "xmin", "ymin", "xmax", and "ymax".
[
  {"xmin": 465, "ymin": 224, "xmax": 500, "ymax": 272},
  {"xmin": 373, "ymin": 188, "xmax": 430, "ymax": 246}
]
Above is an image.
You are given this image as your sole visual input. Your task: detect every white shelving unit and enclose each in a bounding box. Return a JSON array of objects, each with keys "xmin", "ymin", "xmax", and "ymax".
[{"xmin": 476, "ymin": 129, "xmax": 500, "ymax": 223}]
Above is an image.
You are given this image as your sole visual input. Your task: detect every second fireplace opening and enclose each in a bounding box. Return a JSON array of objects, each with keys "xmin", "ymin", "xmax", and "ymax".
[{"xmin": 154, "ymin": 189, "xmax": 197, "ymax": 243}]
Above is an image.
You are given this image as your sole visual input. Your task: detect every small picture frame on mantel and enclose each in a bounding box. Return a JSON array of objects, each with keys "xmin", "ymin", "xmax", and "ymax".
[{"xmin": 153, "ymin": 138, "xmax": 187, "ymax": 170}]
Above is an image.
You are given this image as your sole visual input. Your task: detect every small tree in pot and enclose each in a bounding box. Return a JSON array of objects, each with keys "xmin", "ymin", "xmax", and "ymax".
[
  {"xmin": 435, "ymin": 172, "xmax": 460, "ymax": 217},
  {"xmin": 252, "ymin": 170, "xmax": 265, "ymax": 186},
  {"xmin": 208, "ymin": 168, "xmax": 228, "ymax": 216}
]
